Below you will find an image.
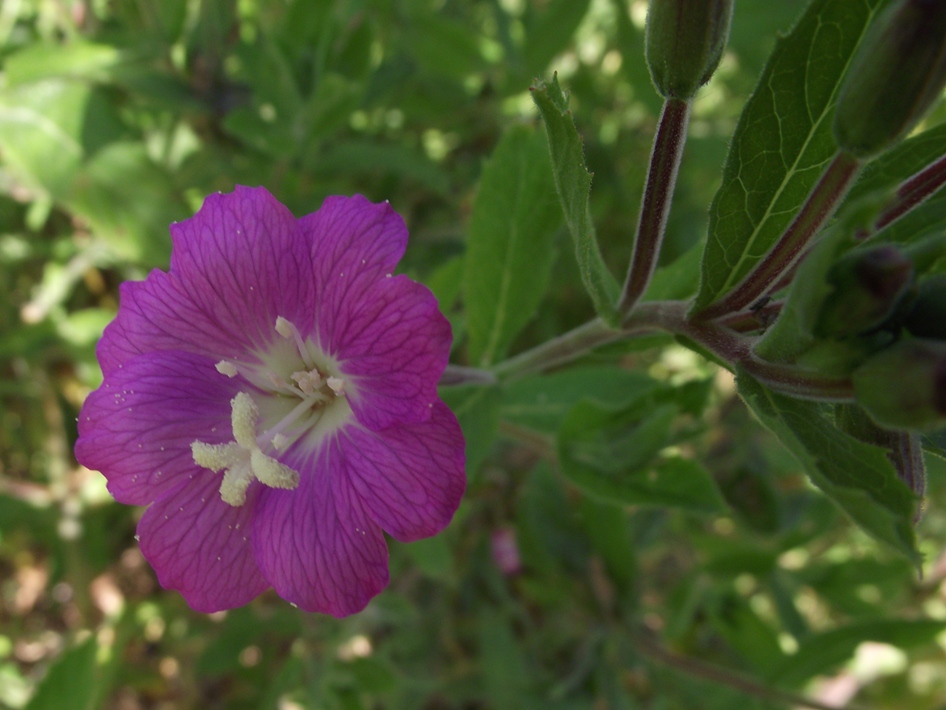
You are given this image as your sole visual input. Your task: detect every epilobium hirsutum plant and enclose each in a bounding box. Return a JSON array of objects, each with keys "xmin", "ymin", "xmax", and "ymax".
[{"xmin": 75, "ymin": 0, "xmax": 946, "ymax": 631}]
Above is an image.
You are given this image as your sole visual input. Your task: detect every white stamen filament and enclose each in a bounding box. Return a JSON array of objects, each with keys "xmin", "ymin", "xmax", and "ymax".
[{"xmin": 274, "ymin": 316, "xmax": 315, "ymax": 369}]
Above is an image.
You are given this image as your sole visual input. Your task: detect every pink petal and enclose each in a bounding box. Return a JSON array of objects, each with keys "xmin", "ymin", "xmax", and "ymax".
[
  {"xmin": 75, "ymin": 351, "xmax": 238, "ymax": 506},
  {"xmin": 252, "ymin": 441, "xmax": 389, "ymax": 616},
  {"xmin": 342, "ymin": 401, "xmax": 465, "ymax": 541},
  {"xmin": 98, "ymin": 186, "xmax": 315, "ymax": 375},
  {"xmin": 334, "ymin": 275, "xmax": 452, "ymax": 430},
  {"xmin": 301, "ymin": 194, "xmax": 407, "ymax": 311},
  {"xmin": 138, "ymin": 471, "xmax": 267, "ymax": 613}
]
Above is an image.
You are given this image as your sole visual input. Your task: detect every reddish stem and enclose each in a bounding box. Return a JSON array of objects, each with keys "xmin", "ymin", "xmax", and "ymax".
[
  {"xmin": 872, "ymin": 151, "xmax": 946, "ymax": 235},
  {"xmin": 619, "ymin": 98, "xmax": 691, "ymax": 314},
  {"xmin": 696, "ymin": 151, "xmax": 862, "ymax": 321}
]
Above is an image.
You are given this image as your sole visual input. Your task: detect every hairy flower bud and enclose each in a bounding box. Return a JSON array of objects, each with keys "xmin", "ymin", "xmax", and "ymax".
[
  {"xmin": 852, "ymin": 338, "xmax": 946, "ymax": 430},
  {"xmin": 834, "ymin": 0, "xmax": 946, "ymax": 158},
  {"xmin": 815, "ymin": 245, "xmax": 914, "ymax": 338},
  {"xmin": 645, "ymin": 0, "xmax": 734, "ymax": 100},
  {"xmin": 904, "ymin": 274, "xmax": 946, "ymax": 339}
]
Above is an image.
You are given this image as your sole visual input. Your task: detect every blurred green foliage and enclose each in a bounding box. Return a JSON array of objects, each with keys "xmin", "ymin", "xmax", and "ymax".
[{"xmin": 2, "ymin": 1, "xmax": 946, "ymax": 709}]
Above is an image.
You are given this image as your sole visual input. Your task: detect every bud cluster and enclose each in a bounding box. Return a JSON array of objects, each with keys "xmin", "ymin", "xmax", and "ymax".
[{"xmin": 803, "ymin": 240, "xmax": 946, "ymax": 431}]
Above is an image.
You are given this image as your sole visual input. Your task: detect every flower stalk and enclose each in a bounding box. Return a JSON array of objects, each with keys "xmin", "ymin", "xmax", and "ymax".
[
  {"xmin": 870, "ymin": 151, "xmax": 946, "ymax": 236},
  {"xmin": 619, "ymin": 98, "xmax": 691, "ymax": 315}
]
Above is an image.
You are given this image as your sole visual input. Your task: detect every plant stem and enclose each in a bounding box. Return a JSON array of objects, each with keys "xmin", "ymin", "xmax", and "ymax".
[
  {"xmin": 440, "ymin": 364, "xmax": 498, "ymax": 386},
  {"xmin": 619, "ymin": 97, "xmax": 691, "ymax": 315},
  {"xmin": 696, "ymin": 150, "xmax": 862, "ymax": 321},
  {"xmin": 492, "ymin": 301, "xmax": 854, "ymax": 401},
  {"xmin": 490, "ymin": 318, "xmax": 633, "ymax": 383},
  {"xmin": 871, "ymin": 151, "xmax": 946, "ymax": 235},
  {"xmin": 631, "ymin": 629, "xmax": 871, "ymax": 710}
]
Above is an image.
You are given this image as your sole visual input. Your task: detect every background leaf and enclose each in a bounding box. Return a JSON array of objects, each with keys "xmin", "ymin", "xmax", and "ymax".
[{"xmin": 463, "ymin": 125, "xmax": 562, "ymax": 366}]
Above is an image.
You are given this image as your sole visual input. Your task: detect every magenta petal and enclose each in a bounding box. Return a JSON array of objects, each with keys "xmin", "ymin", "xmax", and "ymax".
[
  {"xmin": 252, "ymin": 443, "xmax": 389, "ymax": 616},
  {"xmin": 98, "ymin": 186, "xmax": 315, "ymax": 374},
  {"xmin": 343, "ymin": 401, "xmax": 465, "ymax": 541},
  {"xmin": 331, "ymin": 275, "xmax": 451, "ymax": 430},
  {"xmin": 138, "ymin": 472, "xmax": 267, "ymax": 613},
  {"xmin": 76, "ymin": 351, "xmax": 237, "ymax": 506},
  {"xmin": 302, "ymin": 194, "xmax": 407, "ymax": 306}
]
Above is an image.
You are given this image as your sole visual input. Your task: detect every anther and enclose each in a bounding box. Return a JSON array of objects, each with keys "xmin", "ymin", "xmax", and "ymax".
[
  {"xmin": 327, "ymin": 376, "xmax": 346, "ymax": 396},
  {"xmin": 215, "ymin": 360, "xmax": 238, "ymax": 377}
]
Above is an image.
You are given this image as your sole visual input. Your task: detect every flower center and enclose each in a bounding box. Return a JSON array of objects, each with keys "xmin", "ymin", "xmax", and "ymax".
[{"xmin": 191, "ymin": 316, "xmax": 352, "ymax": 506}]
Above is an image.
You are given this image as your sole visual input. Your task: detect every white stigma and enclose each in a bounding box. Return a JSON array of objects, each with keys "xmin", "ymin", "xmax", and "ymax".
[
  {"xmin": 215, "ymin": 360, "xmax": 238, "ymax": 377},
  {"xmin": 191, "ymin": 392, "xmax": 300, "ymax": 506}
]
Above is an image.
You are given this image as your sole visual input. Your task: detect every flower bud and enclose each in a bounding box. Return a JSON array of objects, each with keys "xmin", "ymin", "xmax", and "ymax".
[
  {"xmin": 815, "ymin": 245, "xmax": 914, "ymax": 338},
  {"xmin": 834, "ymin": 0, "xmax": 946, "ymax": 158},
  {"xmin": 904, "ymin": 274, "xmax": 946, "ymax": 339},
  {"xmin": 645, "ymin": 0, "xmax": 734, "ymax": 100},
  {"xmin": 852, "ymin": 338, "xmax": 946, "ymax": 430}
]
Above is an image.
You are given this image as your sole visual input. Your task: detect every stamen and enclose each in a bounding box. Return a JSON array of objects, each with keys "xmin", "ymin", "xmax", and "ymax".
[
  {"xmin": 272, "ymin": 433, "xmax": 289, "ymax": 450},
  {"xmin": 292, "ymin": 370, "xmax": 323, "ymax": 395},
  {"xmin": 215, "ymin": 360, "xmax": 238, "ymax": 378},
  {"xmin": 274, "ymin": 316, "xmax": 294, "ymax": 339},
  {"xmin": 274, "ymin": 315, "xmax": 315, "ymax": 369},
  {"xmin": 327, "ymin": 376, "xmax": 346, "ymax": 396}
]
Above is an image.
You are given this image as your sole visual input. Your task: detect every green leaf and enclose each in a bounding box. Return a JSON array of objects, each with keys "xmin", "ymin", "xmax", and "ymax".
[
  {"xmin": 523, "ymin": 0, "xmax": 592, "ymax": 76},
  {"xmin": 735, "ymin": 367, "xmax": 919, "ymax": 563},
  {"xmin": 531, "ymin": 75, "xmax": 621, "ymax": 324},
  {"xmin": 557, "ymin": 400, "xmax": 725, "ymax": 513},
  {"xmin": 847, "ymin": 122, "xmax": 946, "ymax": 206},
  {"xmin": 0, "ymin": 80, "xmax": 93, "ymax": 197},
  {"xmin": 695, "ymin": 0, "xmax": 887, "ymax": 311},
  {"xmin": 464, "ymin": 125, "xmax": 562, "ymax": 366},
  {"xmin": 501, "ymin": 365, "xmax": 660, "ymax": 433},
  {"xmin": 403, "ymin": 535, "xmax": 454, "ymax": 582},
  {"xmin": 65, "ymin": 142, "xmax": 187, "ymax": 266},
  {"xmin": 770, "ymin": 619, "xmax": 946, "ymax": 687},
  {"xmin": 644, "ymin": 241, "xmax": 703, "ymax": 301},
  {"xmin": 5, "ymin": 42, "xmax": 122, "ymax": 85},
  {"xmin": 26, "ymin": 636, "xmax": 98, "ymax": 710},
  {"xmin": 477, "ymin": 608, "xmax": 535, "ymax": 706},
  {"xmin": 440, "ymin": 384, "xmax": 501, "ymax": 477}
]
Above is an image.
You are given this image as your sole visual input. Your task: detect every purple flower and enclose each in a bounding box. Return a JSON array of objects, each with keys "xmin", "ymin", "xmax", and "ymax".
[{"xmin": 75, "ymin": 186, "xmax": 465, "ymax": 616}]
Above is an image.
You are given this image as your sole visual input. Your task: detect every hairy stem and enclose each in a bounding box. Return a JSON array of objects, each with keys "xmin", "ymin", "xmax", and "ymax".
[
  {"xmin": 440, "ymin": 364, "xmax": 498, "ymax": 386},
  {"xmin": 871, "ymin": 151, "xmax": 946, "ymax": 235},
  {"xmin": 696, "ymin": 151, "xmax": 862, "ymax": 321},
  {"xmin": 619, "ymin": 98, "xmax": 691, "ymax": 315},
  {"xmin": 491, "ymin": 300, "xmax": 854, "ymax": 401}
]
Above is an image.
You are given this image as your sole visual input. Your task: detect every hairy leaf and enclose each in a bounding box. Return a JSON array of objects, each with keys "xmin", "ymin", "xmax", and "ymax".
[
  {"xmin": 531, "ymin": 75, "xmax": 621, "ymax": 324},
  {"xmin": 736, "ymin": 367, "xmax": 919, "ymax": 563},
  {"xmin": 695, "ymin": 0, "xmax": 886, "ymax": 311}
]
